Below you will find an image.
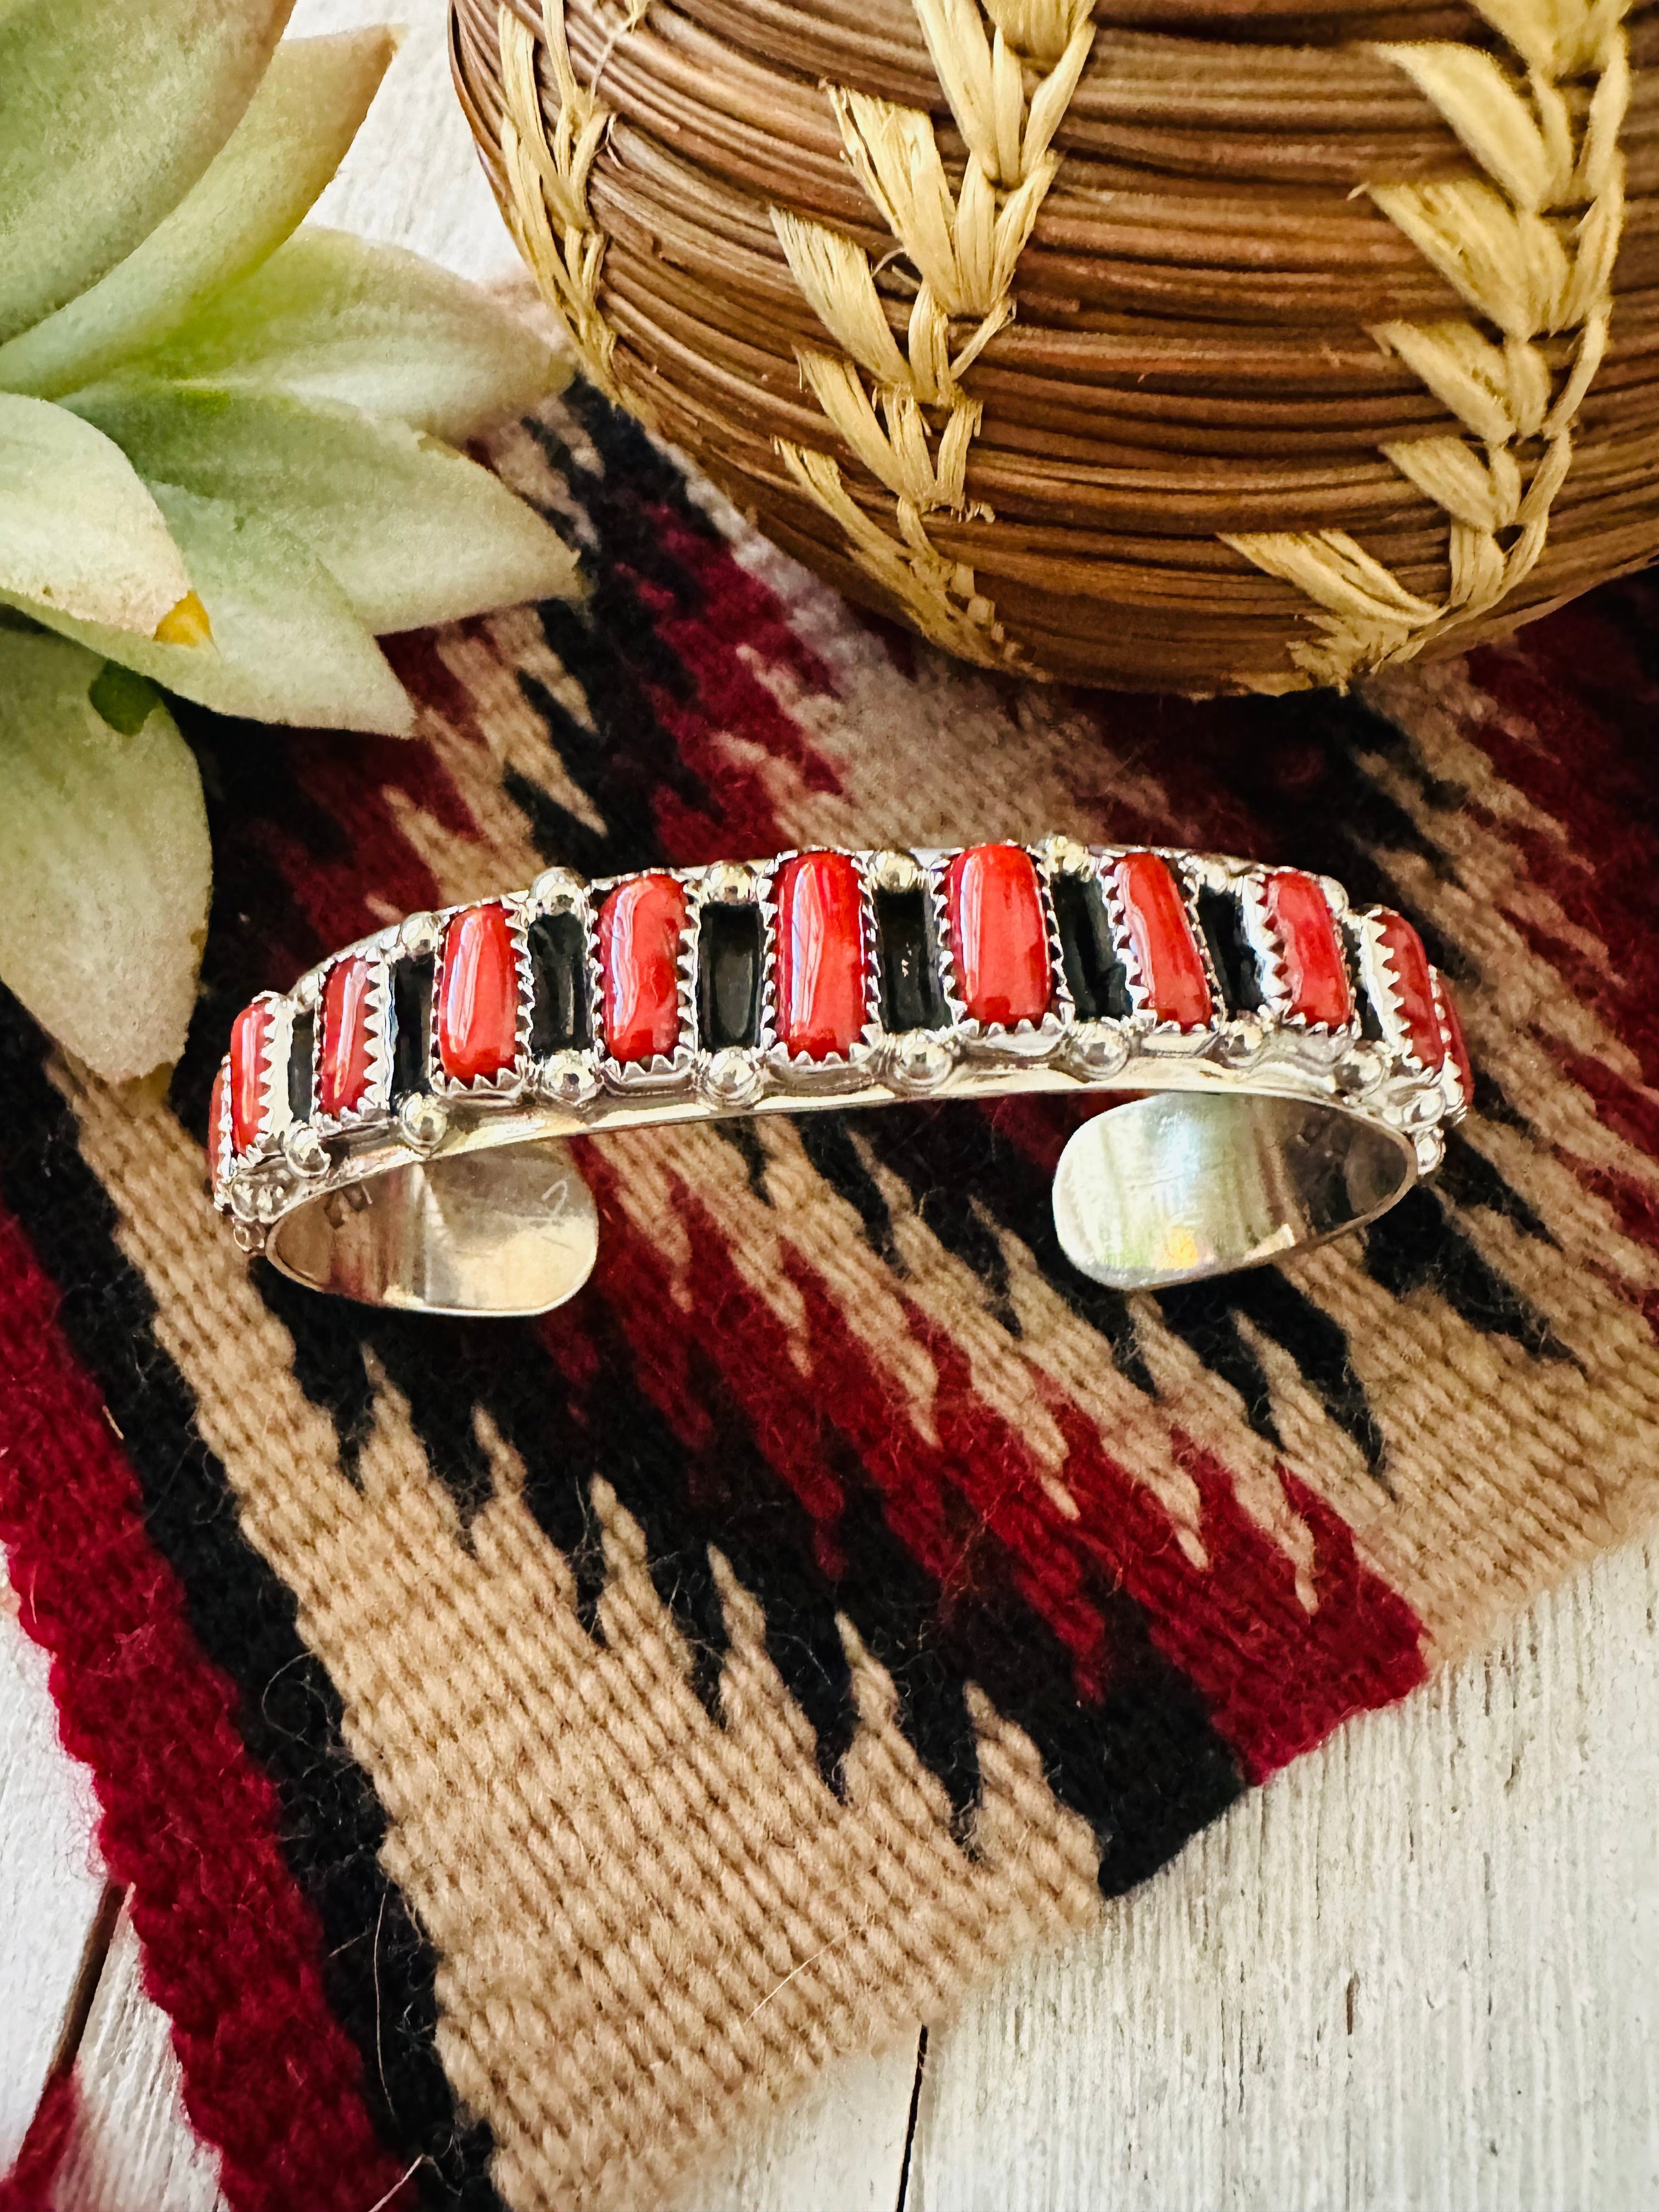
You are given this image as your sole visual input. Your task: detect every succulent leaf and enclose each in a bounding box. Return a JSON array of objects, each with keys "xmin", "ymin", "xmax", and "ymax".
[
  {"xmin": 0, "ymin": 0, "xmax": 295, "ymax": 345},
  {"xmin": 66, "ymin": 382, "xmax": 580, "ymax": 632},
  {"xmin": 4, "ymin": 482, "xmax": 415, "ymax": 736},
  {"xmin": 104, "ymin": 228, "xmax": 563, "ymax": 442},
  {"xmin": 0, "ymin": 629, "xmax": 211, "ymax": 1082},
  {"xmin": 0, "ymin": 392, "xmax": 193, "ymax": 634},
  {"xmin": 0, "ymin": 32, "xmax": 398, "ymax": 401}
]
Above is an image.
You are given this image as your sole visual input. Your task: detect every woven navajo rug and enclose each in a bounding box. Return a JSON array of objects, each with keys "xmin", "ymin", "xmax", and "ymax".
[{"xmin": 3, "ymin": 385, "xmax": 1658, "ymax": 2212}]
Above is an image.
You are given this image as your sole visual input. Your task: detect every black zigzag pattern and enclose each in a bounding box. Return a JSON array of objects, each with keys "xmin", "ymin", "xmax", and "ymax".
[
  {"xmin": 258, "ymin": 1227, "xmax": 1243, "ymax": 1894},
  {"xmin": 0, "ymin": 994, "xmax": 501, "ymax": 2212}
]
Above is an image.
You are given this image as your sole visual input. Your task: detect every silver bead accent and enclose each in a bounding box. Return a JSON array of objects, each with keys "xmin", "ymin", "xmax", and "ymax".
[
  {"xmin": 1210, "ymin": 1016, "xmax": 1267, "ymax": 1069},
  {"xmin": 1043, "ymin": 834, "xmax": 1092, "ymax": 878},
  {"xmin": 398, "ymin": 1093, "xmax": 449, "ymax": 1150},
  {"xmin": 1334, "ymin": 1045, "xmax": 1386, "ymax": 1097},
  {"xmin": 537, "ymin": 1051, "xmax": 601, "ymax": 1108},
  {"xmin": 885, "ymin": 1033, "xmax": 955, "ymax": 1094},
  {"xmin": 228, "ymin": 1176, "xmax": 259, "ymax": 1223},
  {"xmin": 870, "ymin": 849, "xmax": 923, "ymax": 893},
  {"xmin": 232, "ymin": 1220, "xmax": 267, "ymax": 1255},
  {"xmin": 1187, "ymin": 853, "xmax": 1234, "ymax": 893},
  {"xmin": 530, "ymin": 869, "xmax": 584, "ymax": 916},
  {"xmin": 1064, "ymin": 1025, "xmax": 1130, "ymax": 1080},
  {"xmin": 1405, "ymin": 1085, "xmax": 1446, "ymax": 1128},
  {"xmin": 701, "ymin": 1047, "xmax": 764, "ymax": 1107},
  {"xmin": 253, "ymin": 1173, "xmax": 292, "ymax": 1223},
  {"xmin": 701, "ymin": 861, "xmax": 755, "ymax": 905},
  {"xmin": 282, "ymin": 1122, "xmax": 329, "ymax": 1178},
  {"xmin": 1414, "ymin": 1126, "xmax": 1446, "ymax": 1176},
  {"xmin": 399, "ymin": 911, "xmax": 443, "ymax": 958}
]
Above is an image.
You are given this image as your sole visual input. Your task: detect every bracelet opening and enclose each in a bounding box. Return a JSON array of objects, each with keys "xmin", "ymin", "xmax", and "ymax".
[
  {"xmin": 266, "ymin": 1137, "xmax": 599, "ymax": 1317},
  {"xmin": 1052, "ymin": 1091, "xmax": 1415, "ymax": 1291}
]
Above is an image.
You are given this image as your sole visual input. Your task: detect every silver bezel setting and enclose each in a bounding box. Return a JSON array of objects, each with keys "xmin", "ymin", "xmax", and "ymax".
[
  {"xmin": 211, "ymin": 839, "xmax": 1466, "ymax": 1253},
  {"xmin": 310, "ymin": 949, "xmax": 396, "ymax": 1138},
  {"xmin": 1053, "ymin": 842, "xmax": 1136, "ymax": 1082},
  {"xmin": 1102, "ymin": 848, "xmax": 1225, "ymax": 1062},
  {"xmin": 428, "ymin": 899, "xmax": 535, "ymax": 1102},
  {"xmin": 1430, "ymin": 972, "xmax": 1471, "ymax": 1118},
  {"xmin": 592, "ymin": 868, "xmax": 698, "ymax": 1094},
  {"xmin": 867, "ymin": 846, "xmax": 958, "ymax": 1096},
  {"xmin": 232, "ymin": 991, "xmax": 293, "ymax": 1167},
  {"xmin": 1234, "ymin": 866, "xmax": 1355, "ymax": 1073},
  {"xmin": 208, "ymin": 1054, "xmax": 235, "ymax": 1197},
  {"xmin": 932, "ymin": 844, "xmax": 1069, "ymax": 1066},
  {"xmin": 1348, "ymin": 907, "xmax": 1440, "ymax": 1089},
  {"xmin": 763, "ymin": 848, "xmax": 882, "ymax": 1095},
  {"xmin": 691, "ymin": 860, "xmax": 767, "ymax": 1109}
]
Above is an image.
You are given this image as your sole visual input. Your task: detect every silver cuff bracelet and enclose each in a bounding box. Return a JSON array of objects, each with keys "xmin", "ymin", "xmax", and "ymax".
[{"xmin": 208, "ymin": 837, "xmax": 1470, "ymax": 1316}]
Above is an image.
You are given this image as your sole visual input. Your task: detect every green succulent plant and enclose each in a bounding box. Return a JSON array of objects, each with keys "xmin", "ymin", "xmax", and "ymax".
[{"xmin": 0, "ymin": 1, "xmax": 577, "ymax": 1082}]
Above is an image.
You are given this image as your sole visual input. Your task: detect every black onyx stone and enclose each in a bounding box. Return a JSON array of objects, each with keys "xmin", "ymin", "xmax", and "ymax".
[
  {"xmin": 1197, "ymin": 886, "xmax": 1262, "ymax": 1015},
  {"xmin": 288, "ymin": 1008, "xmax": 315, "ymax": 1124},
  {"xmin": 1051, "ymin": 872, "xmax": 1131, "ymax": 1022},
  {"xmin": 391, "ymin": 955, "xmax": 433, "ymax": 1096},
  {"xmin": 697, "ymin": 901, "xmax": 762, "ymax": 1049},
  {"xmin": 875, "ymin": 887, "xmax": 947, "ymax": 1033},
  {"xmin": 1346, "ymin": 923, "xmax": 1387, "ymax": 1042},
  {"xmin": 527, "ymin": 911, "xmax": 591, "ymax": 1054}
]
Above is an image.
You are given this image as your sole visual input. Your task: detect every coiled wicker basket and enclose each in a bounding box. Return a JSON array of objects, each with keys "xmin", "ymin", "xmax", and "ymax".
[{"xmin": 452, "ymin": 0, "xmax": 1659, "ymax": 692}]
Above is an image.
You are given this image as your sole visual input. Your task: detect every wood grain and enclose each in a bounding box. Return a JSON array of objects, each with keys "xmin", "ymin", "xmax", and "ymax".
[
  {"xmin": 668, "ymin": 2040, "xmax": 923, "ymax": 2212},
  {"xmin": 290, "ymin": 0, "xmax": 522, "ymax": 283},
  {"xmin": 0, "ymin": 1598, "xmax": 104, "ymax": 2166},
  {"xmin": 906, "ymin": 1534, "xmax": 1659, "ymax": 2212},
  {"xmin": 53, "ymin": 1909, "xmax": 228, "ymax": 2212}
]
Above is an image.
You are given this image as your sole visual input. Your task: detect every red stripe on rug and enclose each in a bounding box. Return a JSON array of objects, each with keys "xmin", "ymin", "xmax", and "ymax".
[
  {"xmin": 0, "ymin": 1206, "xmax": 411, "ymax": 2212},
  {"xmin": 558, "ymin": 1147, "xmax": 1426, "ymax": 1781},
  {"xmin": 0, "ymin": 2074, "xmax": 78, "ymax": 2212},
  {"xmin": 1465, "ymin": 629, "xmax": 1659, "ymax": 1074}
]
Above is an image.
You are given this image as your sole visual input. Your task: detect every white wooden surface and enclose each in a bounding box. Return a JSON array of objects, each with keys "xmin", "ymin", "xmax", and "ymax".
[
  {"xmin": 908, "ymin": 1533, "xmax": 1659, "ymax": 2212},
  {"xmin": 0, "ymin": 1598, "xmax": 105, "ymax": 2166},
  {"xmin": 5, "ymin": 9, "xmax": 1659, "ymax": 2205},
  {"xmin": 49, "ymin": 1909, "xmax": 227, "ymax": 2212}
]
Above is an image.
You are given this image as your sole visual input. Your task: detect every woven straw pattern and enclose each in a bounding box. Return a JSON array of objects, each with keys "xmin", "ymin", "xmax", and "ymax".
[
  {"xmin": 3, "ymin": 386, "xmax": 1659, "ymax": 2210},
  {"xmin": 1229, "ymin": 0, "xmax": 1633, "ymax": 679},
  {"xmin": 451, "ymin": 0, "xmax": 1659, "ymax": 693}
]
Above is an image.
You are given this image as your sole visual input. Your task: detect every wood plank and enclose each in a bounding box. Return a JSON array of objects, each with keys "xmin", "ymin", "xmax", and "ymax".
[
  {"xmin": 906, "ymin": 1535, "xmax": 1659, "ymax": 2212},
  {"xmin": 667, "ymin": 2035, "xmax": 922, "ymax": 2212},
  {"xmin": 51, "ymin": 1907, "xmax": 228, "ymax": 2212},
  {"xmin": 0, "ymin": 1604, "xmax": 108, "ymax": 2167},
  {"xmin": 289, "ymin": 0, "xmax": 523, "ymax": 283}
]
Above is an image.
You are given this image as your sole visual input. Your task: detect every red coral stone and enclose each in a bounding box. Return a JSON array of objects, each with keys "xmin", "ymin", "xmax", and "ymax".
[
  {"xmin": 207, "ymin": 1063, "xmax": 228, "ymax": 1191},
  {"xmin": 599, "ymin": 874, "xmax": 688, "ymax": 1064},
  {"xmin": 1373, "ymin": 910, "xmax": 1446, "ymax": 1069},
  {"xmin": 228, "ymin": 1000, "xmax": 274, "ymax": 1153},
  {"xmin": 437, "ymin": 904, "xmax": 521, "ymax": 1084},
  {"xmin": 1113, "ymin": 851, "xmax": 1212, "ymax": 1029},
  {"xmin": 1264, "ymin": 869, "xmax": 1352, "ymax": 1028},
  {"xmin": 1436, "ymin": 978, "xmax": 1474, "ymax": 1104},
  {"xmin": 945, "ymin": 844, "xmax": 1052, "ymax": 1028},
  {"xmin": 775, "ymin": 851, "xmax": 866, "ymax": 1060},
  {"xmin": 318, "ymin": 955, "xmax": 377, "ymax": 1119}
]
